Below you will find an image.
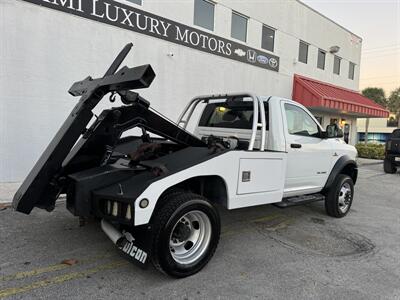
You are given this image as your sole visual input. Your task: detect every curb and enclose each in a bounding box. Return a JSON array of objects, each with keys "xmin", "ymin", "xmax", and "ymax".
[{"xmin": 358, "ymin": 161, "xmax": 383, "ymax": 166}]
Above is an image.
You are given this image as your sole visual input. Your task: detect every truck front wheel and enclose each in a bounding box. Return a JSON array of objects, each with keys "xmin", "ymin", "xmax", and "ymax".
[
  {"xmin": 151, "ymin": 192, "xmax": 220, "ymax": 277},
  {"xmin": 383, "ymin": 158, "xmax": 397, "ymax": 174},
  {"xmin": 325, "ymin": 174, "xmax": 354, "ymax": 218}
]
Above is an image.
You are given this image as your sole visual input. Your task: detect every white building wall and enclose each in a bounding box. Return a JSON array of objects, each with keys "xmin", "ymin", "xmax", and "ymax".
[
  {"xmin": 0, "ymin": 0, "xmax": 362, "ymax": 182},
  {"xmin": 217, "ymin": 0, "xmax": 361, "ymax": 90},
  {"xmin": 357, "ymin": 117, "xmax": 397, "ymax": 134}
]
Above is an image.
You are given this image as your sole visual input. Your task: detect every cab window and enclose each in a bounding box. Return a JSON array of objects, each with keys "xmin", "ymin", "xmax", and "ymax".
[
  {"xmin": 284, "ymin": 104, "xmax": 319, "ymax": 137},
  {"xmin": 199, "ymin": 101, "xmax": 269, "ymax": 130}
]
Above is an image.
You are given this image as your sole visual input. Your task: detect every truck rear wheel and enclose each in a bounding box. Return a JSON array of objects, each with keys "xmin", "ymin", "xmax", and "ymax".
[
  {"xmin": 383, "ymin": 158, "xmax": 397, "ymax": 174},
  {"xmin": 325, "ymin": 174, "xmax": 354, "ymax": 218},
  {"xmin": 151, "ymin": 192, "xmax": 220, "ymax": 278}
]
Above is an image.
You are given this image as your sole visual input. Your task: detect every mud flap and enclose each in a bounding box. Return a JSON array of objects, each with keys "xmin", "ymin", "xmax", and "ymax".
[{"xmin": 117, "ymin": 225, "xmax": 153, "ymax": 269}]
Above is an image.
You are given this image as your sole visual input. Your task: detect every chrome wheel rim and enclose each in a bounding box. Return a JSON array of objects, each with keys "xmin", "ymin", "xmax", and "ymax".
[
  {"xmin": 169, "ymin": 210, "xmax": 212, "ymax": 265},
  {"xmin": 338, "ymin": 182, "xmax": 352, "ymax": 213}
]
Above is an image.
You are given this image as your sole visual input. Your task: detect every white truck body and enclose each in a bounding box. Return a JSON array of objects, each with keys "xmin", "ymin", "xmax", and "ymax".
[{"xmin": 133, "ymin": 95, "xmax": 357, "ymax": 225}]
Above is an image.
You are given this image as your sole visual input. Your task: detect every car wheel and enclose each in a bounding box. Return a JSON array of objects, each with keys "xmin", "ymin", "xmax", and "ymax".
[
  {"xmin": 151, "ymin": 192, "xmax": 220, "ymax": 278},
  {"xmin": 383, "ymin": 158, "xmax": 397, "ymax": 174},
  {"xmin": 325, "ymin": 174, "xmax": 354, "ymax": 218}
]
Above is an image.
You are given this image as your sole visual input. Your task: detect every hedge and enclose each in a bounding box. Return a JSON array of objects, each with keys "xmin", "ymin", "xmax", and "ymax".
[{"xmin": 355, "ymin": 143, "xmax": 385, "ymax": 160}]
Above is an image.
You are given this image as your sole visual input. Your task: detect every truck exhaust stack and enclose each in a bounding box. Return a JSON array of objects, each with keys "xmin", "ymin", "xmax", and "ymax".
[{"xmin": 101, "ymin": 219, "xmax": 124, "ymax": 246}]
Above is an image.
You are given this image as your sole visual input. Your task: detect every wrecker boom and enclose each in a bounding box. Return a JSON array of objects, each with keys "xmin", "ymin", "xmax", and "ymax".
[{"xmin": 13, "ymin": 44, "xmax": 205, "ymax": 214}]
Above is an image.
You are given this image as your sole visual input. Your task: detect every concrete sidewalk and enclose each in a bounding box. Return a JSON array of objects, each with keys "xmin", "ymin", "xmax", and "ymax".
[
  {"xmin": 356, "ymin": 157, "xmax": 383, "ymax": 166},
  {"xmin": 0, "ymin": 182, "xmax": 20, "ymax": 204}
]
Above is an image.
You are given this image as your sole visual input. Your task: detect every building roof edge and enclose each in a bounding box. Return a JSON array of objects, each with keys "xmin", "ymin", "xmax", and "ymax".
[{"xmin": 295, "ymin": 0, "xmax": 363, "ymax": 41}]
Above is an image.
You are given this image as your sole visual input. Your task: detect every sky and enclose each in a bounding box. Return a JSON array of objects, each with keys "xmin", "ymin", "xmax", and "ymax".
[{"xmin": 302, "ymin": 0, "xmax": 400, "ymax": 96}]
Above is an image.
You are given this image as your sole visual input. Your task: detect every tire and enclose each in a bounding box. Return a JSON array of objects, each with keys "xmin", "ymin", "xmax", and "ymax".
[
  {"xmin": 151, "ymin": 192, "xmax": 220, "ymax": 278},
  {"xmin": 383, "ymin": 158, "xmax": 397, "ymax": 174},
  {"xmin": 325, "ymin": 174, "xmax": 354, "ymax": 218}
]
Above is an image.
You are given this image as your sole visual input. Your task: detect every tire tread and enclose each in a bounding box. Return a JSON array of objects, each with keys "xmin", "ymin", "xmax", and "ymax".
[
  {"xmin": 384, "ymin": 158, "xmax": 397, "ymax": 174},
  {"xmin": 325, "ymin": 174, "xmax": 353, "ymax": 218},
  {"xmin": 151, "ymin": 192, "xmax": 219, "ymax": 277}
]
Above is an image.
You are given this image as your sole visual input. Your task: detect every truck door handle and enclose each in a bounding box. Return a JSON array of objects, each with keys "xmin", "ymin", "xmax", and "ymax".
[{"xmin": 290, "ymin": 143, "xmax": 302, "ymax": 149}]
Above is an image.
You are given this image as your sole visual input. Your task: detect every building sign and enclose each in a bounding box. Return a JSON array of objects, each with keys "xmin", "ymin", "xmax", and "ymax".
[{"xmin": 22, "ymin": 0, "xmax": 280, "ymax": 72}]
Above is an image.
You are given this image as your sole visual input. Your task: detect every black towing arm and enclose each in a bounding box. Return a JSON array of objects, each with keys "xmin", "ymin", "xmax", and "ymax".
[{"xmin": 12, "ymin": 44, "xmax": 205, "ymax": 214}]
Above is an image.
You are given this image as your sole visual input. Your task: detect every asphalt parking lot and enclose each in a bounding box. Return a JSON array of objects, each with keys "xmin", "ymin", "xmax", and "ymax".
[{"xmin": 1, "ymin": 162, "xmax": 399, "ymax": 299}]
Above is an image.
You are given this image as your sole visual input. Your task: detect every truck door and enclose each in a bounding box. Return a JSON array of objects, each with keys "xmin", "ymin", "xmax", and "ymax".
[{"xmin": 281, "ymin": 102, "xmax": 333, "ymax": 196}]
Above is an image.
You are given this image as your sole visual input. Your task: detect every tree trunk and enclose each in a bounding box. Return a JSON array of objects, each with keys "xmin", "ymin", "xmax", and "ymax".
[{"xmin": 365, "ymin": 118, "xmax": 370, "ymax": 145}]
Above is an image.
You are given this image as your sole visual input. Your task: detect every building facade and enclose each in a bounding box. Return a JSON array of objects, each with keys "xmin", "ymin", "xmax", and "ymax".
[
  {"xmin": 357, "ymin": 114, "xmax": 398, "ymax": 143},
  {"xmin": 0, "ymin": 0, "xmax": 388, "ymax": 182}
]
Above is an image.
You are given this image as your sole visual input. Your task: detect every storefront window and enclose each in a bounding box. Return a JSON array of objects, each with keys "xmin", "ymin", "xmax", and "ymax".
[
  {"xmin": 231, "ymin": 11, "xmax": 248, "ymax": 42},
  {"xmin": 194, "ymin": 0, "xmax": 215, "ymax": 31},
  {"xmin": 349, "ymin": 62, "xmax": 356, "ymax": 80},
  {"xmin": 261, "ymin": 25, "xmax": 275, "ymax": 52},
  {"xmin": 358, "ymin": 132, "xmax": 389, "ymax": 144},
  {"xmin": 317, "ymin": 49, "xmax": 326, "ymax": 70},
  {"xmin": 298, "ymin": 41, "xmax": 309, "ymax": 64},
  {"xmin": 333, "ymin": 56, "xmax": 341, "ymax": 75}
]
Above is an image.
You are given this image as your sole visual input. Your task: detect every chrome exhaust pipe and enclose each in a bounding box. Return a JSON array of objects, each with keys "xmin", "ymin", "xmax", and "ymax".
[{"xmin": 101, "ymin": 219, "xmax": 124, "ymax": 245}]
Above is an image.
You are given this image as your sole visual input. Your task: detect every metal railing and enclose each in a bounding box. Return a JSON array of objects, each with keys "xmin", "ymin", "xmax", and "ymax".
[{"xmin": 177, "ymin": 93, "xmax": 266, "ymax": 151}]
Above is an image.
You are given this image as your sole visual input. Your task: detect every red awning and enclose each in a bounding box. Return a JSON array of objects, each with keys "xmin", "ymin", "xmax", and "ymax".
[{"xmin": 292, "ymin": 75, "xmax": 389, "ymax": 118}]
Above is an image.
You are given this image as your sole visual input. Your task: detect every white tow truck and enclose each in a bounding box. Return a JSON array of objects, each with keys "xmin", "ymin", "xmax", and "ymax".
[{"xmin": 13, "ymin": 45, "xmax": 358, "ymax": 278}]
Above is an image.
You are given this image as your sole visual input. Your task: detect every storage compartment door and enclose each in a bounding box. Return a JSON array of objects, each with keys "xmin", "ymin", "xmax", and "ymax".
[{"xmin": 237, "ymin": 157, "xmax": 285, "ymax": 195}]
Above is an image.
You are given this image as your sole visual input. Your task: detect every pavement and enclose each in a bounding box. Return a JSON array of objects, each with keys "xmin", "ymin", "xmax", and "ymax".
[{"xmin": 0, "ymin": 162, "xmax": 399, "ymax": 299}]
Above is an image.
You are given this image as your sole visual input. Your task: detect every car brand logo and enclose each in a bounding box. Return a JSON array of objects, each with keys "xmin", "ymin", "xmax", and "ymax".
[
  {"xmin": 269, "ymin": 58, "xmax": 278, "ymax": 68},
  {"xmin": 247, "ymin": 50, "xmax": 257, "ymax": 63},
  {"xmin": 234, "ymin": 48, "xmax": 246, "ymax": 57},
  {"xmin": 257, "ymin": 55, "xmax": 269, "ymax": 64}
]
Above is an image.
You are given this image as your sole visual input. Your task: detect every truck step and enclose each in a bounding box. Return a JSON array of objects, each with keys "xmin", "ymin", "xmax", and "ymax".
[{"xmin": 274, "ymin": 193, "xmax": 325, "ymax": 208}]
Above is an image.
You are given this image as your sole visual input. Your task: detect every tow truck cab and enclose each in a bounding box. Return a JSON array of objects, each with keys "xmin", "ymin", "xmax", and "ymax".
[{"xmin": 184, "ymin": 95, "xmax": 358, "ymax": 198}]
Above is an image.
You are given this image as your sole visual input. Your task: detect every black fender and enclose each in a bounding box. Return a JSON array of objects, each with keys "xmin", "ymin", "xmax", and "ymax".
[{"xmin": 322, "ymin": 155, "xmax": 358, "ymax": 193}]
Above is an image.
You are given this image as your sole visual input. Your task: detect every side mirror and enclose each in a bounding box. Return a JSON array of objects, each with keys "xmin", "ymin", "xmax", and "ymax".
[{"xmin": 325, "ymin": 124, "xmax": 344, "ymax": 138}]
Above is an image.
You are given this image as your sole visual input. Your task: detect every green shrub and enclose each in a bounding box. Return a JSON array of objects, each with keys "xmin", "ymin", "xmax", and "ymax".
[{"xmin": 355, "ymin": 143, "xmax": 385, "ymax": 160}]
